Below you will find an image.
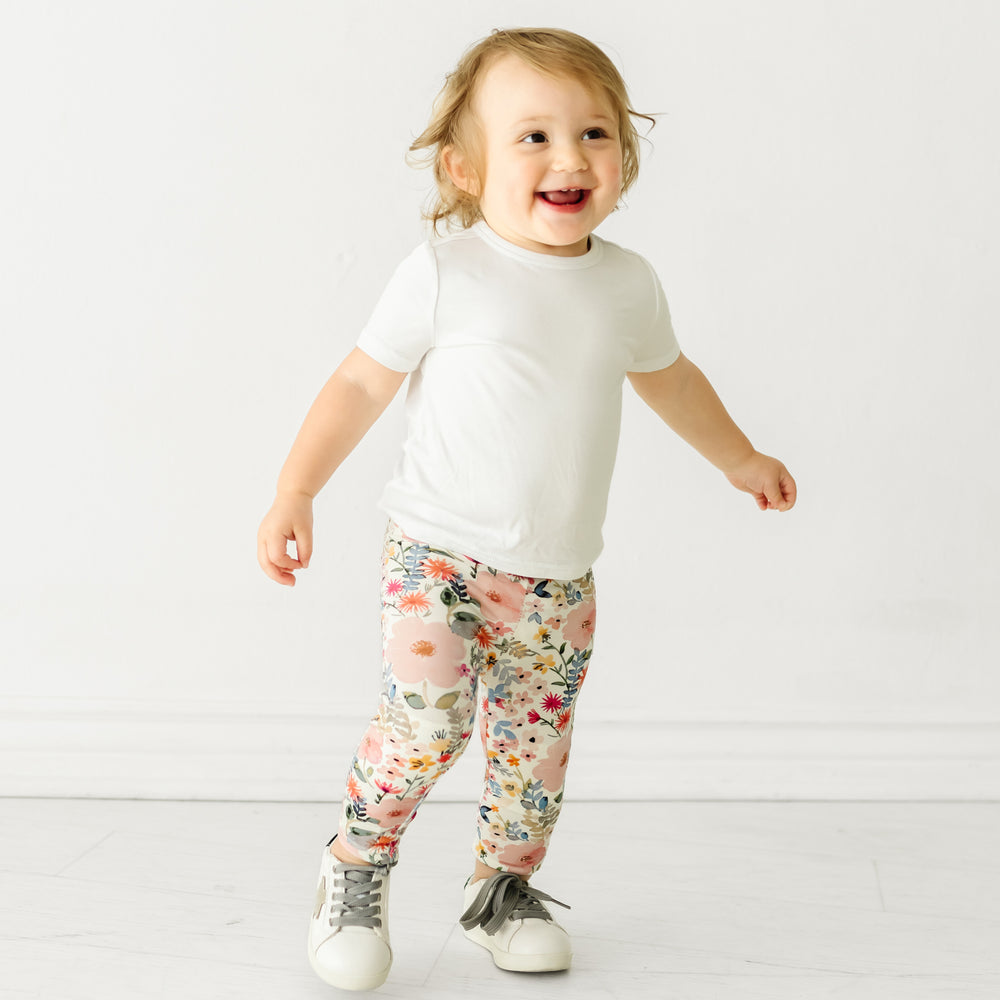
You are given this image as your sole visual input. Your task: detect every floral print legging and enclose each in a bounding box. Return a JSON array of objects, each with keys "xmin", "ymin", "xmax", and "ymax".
[{"xmin": 336, "ymin": 522, "xmax": 596, "ymax": 876}]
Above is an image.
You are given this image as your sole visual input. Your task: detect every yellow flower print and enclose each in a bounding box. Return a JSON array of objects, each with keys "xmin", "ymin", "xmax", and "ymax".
[
  {"xmin": 533, "ymin": 653, "xmax": 555, "ymax": 672},
  {"xmin": 408, "ymin": 754, "xmax": 435, "ymax": 773}
]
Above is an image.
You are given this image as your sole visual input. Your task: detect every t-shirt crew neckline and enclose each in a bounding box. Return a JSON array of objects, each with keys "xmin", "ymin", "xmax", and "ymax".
[{"xmin": 472, "ymin": 220, "xmax": 604, "ymax": 269}]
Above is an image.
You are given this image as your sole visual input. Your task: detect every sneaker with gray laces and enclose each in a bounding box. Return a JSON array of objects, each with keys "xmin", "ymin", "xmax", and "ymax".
[
  {"xmin": 307, "ymin": 837, "xmax": 393, "ymax": 991},
  {"xmin": 460, "ymin": 870, "xmax": 572, "ymax": 972}
]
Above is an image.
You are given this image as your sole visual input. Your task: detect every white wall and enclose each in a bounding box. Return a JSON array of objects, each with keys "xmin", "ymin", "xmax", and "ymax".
[{"xmin": 3, "ymin": 1, "xmax": 998, "ymax": 800}]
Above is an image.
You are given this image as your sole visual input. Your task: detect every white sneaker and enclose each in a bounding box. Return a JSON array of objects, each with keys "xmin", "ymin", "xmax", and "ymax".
[
  {"xmin": 307, "ymin": 838, "xmax": 393, "ymax": 991},
  {"xmin": 459, "ymin": 871, "xmax": 572, "ymax": 972}
]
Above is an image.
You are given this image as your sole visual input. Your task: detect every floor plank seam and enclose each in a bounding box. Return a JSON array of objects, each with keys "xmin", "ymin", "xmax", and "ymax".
[{"xmin": 53, "ymin": 830, "xmax": 116, "ymax": 877}]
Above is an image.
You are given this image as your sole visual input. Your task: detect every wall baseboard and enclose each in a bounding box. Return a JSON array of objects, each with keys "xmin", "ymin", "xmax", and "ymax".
[{"xmin": 3, "ymin": 698, "xmax": 999, "ymax": 801}]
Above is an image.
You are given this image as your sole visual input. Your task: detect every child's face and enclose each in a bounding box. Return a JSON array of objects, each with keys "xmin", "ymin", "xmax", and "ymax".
[{"xmin": 460, "ymin": 55, "xmax": 623, "ymax": 257}]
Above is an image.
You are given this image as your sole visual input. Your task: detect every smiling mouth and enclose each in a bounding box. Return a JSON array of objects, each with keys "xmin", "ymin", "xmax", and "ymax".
[{"xmin": 538, "ymin": 188, "xmax": 588, "ymax": 205}]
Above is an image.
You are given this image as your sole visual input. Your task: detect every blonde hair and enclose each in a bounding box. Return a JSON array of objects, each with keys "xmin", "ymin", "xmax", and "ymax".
[{"xmin": 408, "ymin": 27, "xmax": 655, "ymax": 233}]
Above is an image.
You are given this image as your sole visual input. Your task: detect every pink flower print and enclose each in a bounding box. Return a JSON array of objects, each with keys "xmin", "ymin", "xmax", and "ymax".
[
  {"xmin": 363, "ymin": 795, "xmax": 422, "ymax": 833},
  {"xmin": 542, "ymin": 693, "xmax": 564, "ymax": 713},
  {"xmin": 491, "ymin": 620, "xmax": 513, "ymax": 637},
  {"xmin": 544, "ymin": 615, "xmax": 565, "ymax": 630},
  {"xmin": 527, "ymin": 709, "xmax": 541, "ymax": 724},
  {"xmin": 358, "ymin": 724, "xmax": 384, "ymax": 764},
  {"xmin": 386, "ymin": 618, "xmax": 466, "ymax": 687},
  {"xmin": 533, "ymin": 733, "xmax": 573, "ymax": 792},
  {"xmin": 513, "ymin": 691, "xmax": 531, "ymax": 707},
  {"xmin": 384, "ymin": 578, "xmax": 403, "ymax": 597},
  {"xmin": 497, "ymin": 840, "xmax": 546, "ymax": 874},
  {"xmin": 564, "ymin": 601, "xmax": 596, "ymax": 651},
  {"xmin": 466, "ymin": 573, "xmax": 527, "ymax": 624}
]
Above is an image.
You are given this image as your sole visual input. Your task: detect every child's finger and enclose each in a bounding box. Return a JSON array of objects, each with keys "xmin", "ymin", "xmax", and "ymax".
[
  {"xmin": 257, "ymin": 536, "xmax": 297, "ymax": 585},
  {"xmin": 261, "ymin": 532, "xmax": 305, "ymax": 574},
  {"xmin": 780, "ymin": 472, "xmax": 797, "ymax": 509},
  {"xmin": 293, "ymin": 526, "xmax": 313, "ymax": 568},
  {"xmin": 759, "ymin": 475, "xmax": 788, "ymax": 511},
  {"xmin": 260, "ymin": 528, "xmax": 299, "ymax": 567}
]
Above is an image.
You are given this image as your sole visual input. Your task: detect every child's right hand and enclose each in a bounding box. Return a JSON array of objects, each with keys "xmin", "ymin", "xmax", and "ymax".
[{"xmin": 257, "ymin": 492, "xmax": 314, "ymax": 586}]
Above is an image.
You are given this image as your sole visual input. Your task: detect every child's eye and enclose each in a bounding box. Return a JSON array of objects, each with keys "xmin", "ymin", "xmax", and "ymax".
[
  {"xmin": 521, "ymin": 132, "xmax": 547, "ymax": 144},
  {"xmin": 583, "ymin": 127, "xmax": 608, "ymax": 140}
]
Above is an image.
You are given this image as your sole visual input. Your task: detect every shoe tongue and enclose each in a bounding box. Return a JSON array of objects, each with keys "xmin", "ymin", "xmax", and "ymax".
[{"xmin": 544, "ymin": 189, "xmax": 582, "ymax": 204}]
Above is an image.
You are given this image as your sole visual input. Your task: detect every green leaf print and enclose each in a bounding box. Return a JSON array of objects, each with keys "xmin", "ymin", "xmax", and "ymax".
[
  {"xmin": 449, "ymin": 611, "xmax": 483, "ymax": 639},
  {"xmin": 403, "ymin": 693, "xmax": 427, "ymax": 709}
]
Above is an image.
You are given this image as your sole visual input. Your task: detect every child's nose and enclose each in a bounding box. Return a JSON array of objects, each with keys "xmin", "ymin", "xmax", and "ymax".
[{"xmin": 550, "ymin": 141, "xmax": 588, "ymax": 173}]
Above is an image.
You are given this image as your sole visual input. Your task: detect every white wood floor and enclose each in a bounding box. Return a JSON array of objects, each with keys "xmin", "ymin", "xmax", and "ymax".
[{"xmin": 2, "ymin": 798, "xmax": 999, "ymax": 999}]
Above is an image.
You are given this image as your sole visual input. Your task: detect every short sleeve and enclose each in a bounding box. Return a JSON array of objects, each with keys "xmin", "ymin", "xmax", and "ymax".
[
  {"xmin": 626, "ymin": 254, "xmax": 682, "ymax": 373},
  {"xmin": 355, "ymin": 242, "xmax": 437, "ymax": 373}
]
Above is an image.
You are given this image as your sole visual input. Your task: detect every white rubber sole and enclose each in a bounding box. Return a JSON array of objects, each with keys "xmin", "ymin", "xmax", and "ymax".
[
  {"xmin": 307, "ymin": 944, "xmax": 391, "ymax": 992},
  {"xmin": 462, "ymin": 926, "xmax": 572, "ymax": 972}
]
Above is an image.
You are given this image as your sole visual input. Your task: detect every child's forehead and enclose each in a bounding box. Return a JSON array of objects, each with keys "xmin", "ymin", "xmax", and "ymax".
[{"xmin": 474, "ymin": 54, "xmax": 613, "ymax": 117}]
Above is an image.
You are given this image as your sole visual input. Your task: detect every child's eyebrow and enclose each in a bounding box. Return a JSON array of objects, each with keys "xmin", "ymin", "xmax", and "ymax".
[{"xmin": 510, "ymin": 113, "xmax": 616, "ymax": 130}]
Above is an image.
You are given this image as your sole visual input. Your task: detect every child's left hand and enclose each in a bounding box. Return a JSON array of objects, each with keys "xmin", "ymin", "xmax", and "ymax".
[{"xmin": 724, "ymin": 451, "xmax": 797, "ymax": 511}]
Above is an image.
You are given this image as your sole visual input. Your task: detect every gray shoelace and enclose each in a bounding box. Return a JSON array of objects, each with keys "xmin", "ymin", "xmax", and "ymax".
[
  {"xmin": 328, "ymin": 863, "xmax": 389, "ymax": 930},
  {"xmin": 459, "ymin": 871, "xmax": 570, "ymax": 936}
]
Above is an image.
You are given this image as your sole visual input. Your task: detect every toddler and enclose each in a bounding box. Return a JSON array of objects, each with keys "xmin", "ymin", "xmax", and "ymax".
[{"xmin": 258, "ymin": 27, "xmax": 796, "ymax": 992}]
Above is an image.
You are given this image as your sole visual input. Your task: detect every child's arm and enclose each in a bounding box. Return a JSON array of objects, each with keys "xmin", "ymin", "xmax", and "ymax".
[
  {"xmin": 627, "ymin": 352, "xmax": 796, "ymax": 511},
  {"xmin": 257, "ymin": 347, "xmax": 407, "ymax": 586}
]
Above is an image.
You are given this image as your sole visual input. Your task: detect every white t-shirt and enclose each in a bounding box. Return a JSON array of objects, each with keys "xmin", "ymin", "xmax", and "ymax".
[{"xmin": 356, "ymin": 220, "xmax": 680, "ymax": 579}]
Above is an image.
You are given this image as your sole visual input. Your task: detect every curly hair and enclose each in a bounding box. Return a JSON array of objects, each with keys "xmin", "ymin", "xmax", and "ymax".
[{"xmin": 407, "ymin": 28, "xmax": 655, "ymax": 233}]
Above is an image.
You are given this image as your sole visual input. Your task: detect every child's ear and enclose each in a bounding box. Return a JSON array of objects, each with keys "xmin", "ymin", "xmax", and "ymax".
[{"xmin": 442, "ymin": 145, "xmax": 480, "ymax": 196}]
